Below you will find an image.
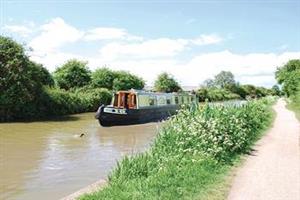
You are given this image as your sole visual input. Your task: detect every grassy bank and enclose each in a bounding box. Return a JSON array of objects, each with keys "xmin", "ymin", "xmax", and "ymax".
[{"xmin": 80, "ymin": 97, "xmax": 275, "ymax": 200}]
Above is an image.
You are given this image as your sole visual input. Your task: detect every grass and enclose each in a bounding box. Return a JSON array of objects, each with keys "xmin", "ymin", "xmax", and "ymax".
[{"xmin": 79, "ymin": 97, "xmax": 276, "ymax": 200}]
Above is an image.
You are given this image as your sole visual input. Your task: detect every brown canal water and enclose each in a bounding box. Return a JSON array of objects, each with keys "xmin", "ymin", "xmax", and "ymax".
[{"xmin": 0, "ymin": 113, "xmax": 160, "ymax": 200}]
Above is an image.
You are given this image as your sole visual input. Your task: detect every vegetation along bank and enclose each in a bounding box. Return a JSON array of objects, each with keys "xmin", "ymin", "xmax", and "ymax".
[
  {"xmin": 80, "ymin": 97, "xmax": 275, "ymax": 200},
  {"xmin": 0, "ymin": 36, "xmax": 279, "ymax": 122},
  {"xmin": 276, "ymin": 59, "xmax": 300, "ymax": 120}
]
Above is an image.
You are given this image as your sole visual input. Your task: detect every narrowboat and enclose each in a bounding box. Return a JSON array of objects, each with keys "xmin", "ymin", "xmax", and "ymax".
[{"xmin": 95, "ymin": 89, "xmax": 196, "ymax": 126}]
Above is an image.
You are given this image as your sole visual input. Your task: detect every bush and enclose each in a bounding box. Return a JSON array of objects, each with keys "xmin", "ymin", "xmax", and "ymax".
[
  {"xmin": 196, "ymin": 88, "xmax": 240, "ymax": 102},
  {"xmin": 53, "ymin": 59, "xmax": 91, "ymax": 90},
  {"xmin": 0, "ymin": 36, "xmax": 53, "ymax": 121},
  {"xmin": 112, "ymin": 71, "xmax": 145, "ymax": 91},
  {"xmin": 154, "ymin": 72, "xmax": 181, "ymax": 92},
  {"xmin": 74, "ymin": 87, "xmax": 112, "ymax": 111},
  {"xmin": 40, "ymin": 87, "xmax": 112, "ymax": 116},
  {"xmin": 91, "ymin": 67, "xmax": 115, "ymax": 89},
  {"xmin": 276, "ymin": 59, "xmax": 300, "ymax": 97}
]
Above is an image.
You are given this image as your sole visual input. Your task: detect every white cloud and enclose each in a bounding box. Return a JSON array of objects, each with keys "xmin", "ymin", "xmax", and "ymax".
[
  {"xmin": 84, "ymin": 27, "xmax": 127, "ymax": 40},
  {"xmin": 176, "ymin": 50, "xmax": 300, "ymax": 87},
  {"xmin": 191, "ymin": 34, "xmax": 223, "ymax": 45},
  {"xmin": 5, "ymin": 17, "xmax": 298, "ymax": 87},
  {"xmin": 99, "ymin": 38, "xmax": 189, "ymax": 60},
  {"xmin": 98, "ymin": 34, "xmax": 223, "ymax": 60},
  {"xmin": 29, "ymin": 51, "xmax": 86, "ymax": 72},
  {"xmin": 29, "ymin": 18, "xmax": 84, "ymax": 53},
  {"xmin": 83, "ymin": 27, "xmax": 143, "ymax": 41},
  {"xmin": 3, "ymin": 25, "xmax": 33, "ymax": 37}
]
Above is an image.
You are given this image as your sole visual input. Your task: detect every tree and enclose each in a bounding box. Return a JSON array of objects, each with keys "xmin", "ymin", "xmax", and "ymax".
[
  {"xmin": 53, "ymin": 59, "xmax": 91, "ymax": 90},
  {"xmin": 154, "ymin": 72, "xmax": 181, "ymax": 93},
  {"xmin": 276, "ymin": 59, "xmax": 300, "ymax": 97},
  {"xmin": 196, "ymin": 88, "xmax": 208, "ymax": 101},
  {"xmin": 30, "ymin": 61, "xmax": 54, "ymax": 86},
  {"xmin": 225, "ymin": 83, "xmax": 247, "ymax": 99},
  {"xmin": 214, "ymin": 71, "xmax": 235, "ymax": 88},
  {"xmin": 91, "ymin": 67, "xmax": 115, "ymax": 89},
  {"xmin": 202, "ymin": 78, "xmax": 215, "ymax": 88},
  {"xmin": 112, "ymin": 71, "xmax": 145, "ymax": 91},
  {"xmin": 0, "ymin": 36, "xmax": 52, "ymax": 121},
  {"xmin": 271, "ymin": 85, "xmax": 281, "ymax": 96},
  {"xmin": 241, "ymin": 84, "xmax": 258, "ymax": 98}
]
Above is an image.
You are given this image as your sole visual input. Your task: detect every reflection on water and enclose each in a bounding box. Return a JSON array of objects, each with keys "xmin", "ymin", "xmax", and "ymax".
[{"xmin": 0, "ymin": 113, "xmax": 160, "ymax": 200}]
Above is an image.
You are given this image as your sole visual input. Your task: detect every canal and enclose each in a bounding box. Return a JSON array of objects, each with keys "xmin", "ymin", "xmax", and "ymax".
[{"xmin": 0, "ymin": 113, "xmax": 160, "ymax": 200}]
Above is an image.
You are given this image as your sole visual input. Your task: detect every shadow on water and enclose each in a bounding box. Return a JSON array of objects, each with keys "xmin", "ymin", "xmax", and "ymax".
[{"xmin": 1, "ymin": 114, "xmax": 86, "ymax": 124}]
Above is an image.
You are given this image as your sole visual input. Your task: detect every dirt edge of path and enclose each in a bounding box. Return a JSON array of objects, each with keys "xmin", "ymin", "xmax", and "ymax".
[{"xmin": 61, "ymin": 179, "xmax": 107, "ymax": 200}]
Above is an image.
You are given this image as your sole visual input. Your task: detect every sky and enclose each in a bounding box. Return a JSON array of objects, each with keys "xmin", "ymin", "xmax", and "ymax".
[{"xmin": 1, "ymin": 0, "xmax": 300, "ymax": 87}]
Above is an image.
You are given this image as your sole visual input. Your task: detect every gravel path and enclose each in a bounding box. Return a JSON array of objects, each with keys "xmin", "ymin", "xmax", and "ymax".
[{"xmin": 228, "ymin": 99, "xmax": 300, "ymax": 200}]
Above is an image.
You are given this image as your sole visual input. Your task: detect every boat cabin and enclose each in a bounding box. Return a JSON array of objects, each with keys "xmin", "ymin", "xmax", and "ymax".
[
  {"xmin": 112, "ymin": 91, "xmax": 137, "ymax": 109},
  {"xmin": 111, "ymin": 90, "xmax": 196, "ymax": 109}
]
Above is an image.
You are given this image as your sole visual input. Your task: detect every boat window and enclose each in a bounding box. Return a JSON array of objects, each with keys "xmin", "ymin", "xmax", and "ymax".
[
  {"xmin": 131, "ymin": 94, "xmax": 137, "ymax": 108},
  {"xmin": 113, "ymin": 94, "xmax": 118, "ymax": 106},
  {"xmin": 138, "ymin": 95, "xmax": 150, "ymax": 107},
  {"xmin": 118, "ymin": 93, "xmax": 125, "ymax": 108},
  {"xmin": 157, "ymin": 96, "xmax": 166, "ymax": 105},
  {"xmin": 166, "ymin": 97, "xmax": 171, "ymax": 104},
  {"xmin": 149, "ymin": 98, "xmax": 155, "ymax": 106},
  {"xmin": 175, "ymin": 96, "xmax": 179, "ymax": 104},
  {"xmin": 124, "ymin": 93, "xmax": 129, "ymax": 108}
]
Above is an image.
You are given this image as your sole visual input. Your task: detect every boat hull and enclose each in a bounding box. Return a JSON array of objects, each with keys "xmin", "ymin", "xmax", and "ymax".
[{"xmin": 95, "ymin": 105, "xmax": 179, "ymax": 126}]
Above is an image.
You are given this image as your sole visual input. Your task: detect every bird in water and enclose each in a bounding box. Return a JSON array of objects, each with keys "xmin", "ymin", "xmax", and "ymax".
[{"xmin": 79, "ymin": 133, "xmax": 85, "ymax": 137}]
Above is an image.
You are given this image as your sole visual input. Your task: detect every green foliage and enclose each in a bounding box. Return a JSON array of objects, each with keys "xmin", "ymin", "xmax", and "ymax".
[
  {"xmin": 0, "ymin": 36, "xmax": 114, "ymax": 121},
  {"xmin": 276, "ymin": 59, "xmax": 300, "ymax": 120},
  {"xmin": 74, "ymin": 87, "xmax": 112, "ymax": 110},
  {"xmin": 224, "ymin": 83, "xmax": 247, "ymax": 98},
  {"xmin": 197, "ymin": 88, "xmax": 240, "ymax": 102},
  {"xmin": 287, "ymin": 83, "xmax": 300, "ymax": 121},
  {"xmin": 276, "ymin": 59, "xmax": 300, "ymax": 97},
  {"xmin": 29, "ymin": 61, "xmax": 55, "ymax": 86},
  {"xmin": 239, "ymin": 84, "xmax": 271, "ymax": 98},
  {"xmin": 196, "ymin": 88, "xmax": 209, "ymax": 101},
  {"xmin": 199, "ymin": 71, "xmax": 274, "ymax": 101},
  {"xmin": 80, "ymin": 98, "xmax": 274, "ymax": 200},
  {"xmin": 91, "ymin": 67, "xmax": 115, "ymax": 89},
  {"xmin": 271, "ymin": 85, "xmax": 282, "ymax": 96},
  {"xmin": 22, "ymin": 87, "xmax": 112, "ymax": 118},
  {"xmin": 202, "ymin": 78, "xmax": 215, "ymax": 88},
  {"xmin": 53, "ymin": 59, "xmax": 91, "ymax": 90},
  {"xmin": 91, "ymin": 68, "xmax": 145, "ymax": 91},
  {"xmin": 0, "ymin": 36, "xmax": 53, "ymax": 121},
  {"xmin": 154, "ymin": 72, "xmax": 182, "ymax": 93},
  {"xmin": 214, "ymin": 71, "xmax": 235, "ymax": 88},
  {"xmin": 112, "ymin": 71, "xmax": 145, "ymax": 91}
]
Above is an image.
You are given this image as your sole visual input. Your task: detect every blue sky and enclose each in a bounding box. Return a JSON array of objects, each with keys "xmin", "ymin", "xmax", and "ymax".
[{"xmin": 1, "ymin": 0, "xmax": 300, "ymax": 87}]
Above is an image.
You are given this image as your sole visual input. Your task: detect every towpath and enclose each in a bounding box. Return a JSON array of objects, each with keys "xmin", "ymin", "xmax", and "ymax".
[{"xmin": 228, "ymin": 99, "xmax": 300, "ymax": 200}]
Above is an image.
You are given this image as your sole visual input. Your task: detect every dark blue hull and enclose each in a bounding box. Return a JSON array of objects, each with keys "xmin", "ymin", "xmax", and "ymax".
[{"xmin": 95, "ymin": 105, "xmax": 179, "ymax": 126}]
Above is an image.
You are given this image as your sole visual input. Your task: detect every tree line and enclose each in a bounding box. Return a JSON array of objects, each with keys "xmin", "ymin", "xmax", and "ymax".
[
  {"xmin": 0, "ymin": 36, "xmax": 281, "ymax": 121},
  {"xmin": 0, "ymin": 36, "xmax": 180, "ymax": 121},
  {"xmin": 276, "ymin": 59, "xmax": 300, "ymax": 118},
  {"xmin": 196, "ymin": 71, "xmax": 280, "ymax": 102}
]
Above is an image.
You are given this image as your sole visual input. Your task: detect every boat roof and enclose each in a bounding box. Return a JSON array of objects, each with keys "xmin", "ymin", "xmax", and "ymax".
[{"xmin": 116, "ymin": 89, "xmax": 195, "ymax": 96}]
